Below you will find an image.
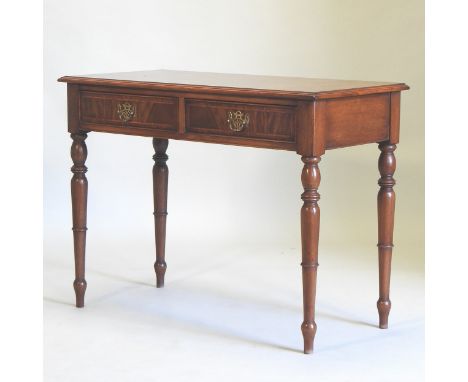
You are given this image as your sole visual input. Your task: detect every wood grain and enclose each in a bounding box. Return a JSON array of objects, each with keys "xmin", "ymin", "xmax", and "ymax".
[
  {"xmin": 389, "ymin": 92, "xmax": 401, "ymax": 144},
  {"xmin": 67, "ymin": 84, "xmax": 80, "ymax": 134},
  {"xmin": 153, "ymin": 138, "xmax": 169, "ymax": 288},
  {"xmin": 324, "ymin": 94, "xmax": 390, "ymax": 149},
  {"xmin": 376, "ymin": 142, "xmax": 396, "ymax": 329},
  {"xmin": 186, "ymin": 99, "xmax": 296, "ymax": 143},
  {"xmin": 80, "ymin": 91, "xmax": 178, "ymax": 131},
  {"xmin": 70, "ymin": 132, "xmax": 88, "ymax": 307},
  {"xmin": 74, "ymin": 90, "xmax": 401, "ymax": 153},
  {"xmin": 300, "ymin": 156, "xmax": 321, "ymax": 353},
  {"xmin": 59, "ymin": 71, "xmax": 409, "ymax": 354},
  {"xmin": 59, "ymin": 69, "xmax": 409, "ymax": 100},
  {"xmin": 63, "ymin": 77, "xmax": 408, "ymax": 153}
]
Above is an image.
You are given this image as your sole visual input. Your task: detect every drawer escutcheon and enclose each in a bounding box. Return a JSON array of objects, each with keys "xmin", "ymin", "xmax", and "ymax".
[
  {"xmin": 117, "ymin": 102, "xmax": 136, "ymax": 123},
  {"xmin": 227, "ymin": 110, "xmax": 249, "ymax": 132}
]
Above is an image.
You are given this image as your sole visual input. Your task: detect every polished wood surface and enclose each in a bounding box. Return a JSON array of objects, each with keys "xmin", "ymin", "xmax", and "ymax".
[
  {"xmin": 300, "ymin": 156, "xmax": 321, "ymax": 354},
  {"xmin": 186, "ymin": 99, "xmax": 296, "ymax": 142},
  {"xmin": 322, "ymin": 93, "xmax": 390, "ymax": 149},
  {"xmin": 153, "ymin": 138, "xmax": 169, "ymax": 288},
  {"xmin": 61, "ymin": 82, "xmax": 401, "ymax": 153},
  {"xmin": 60, "ymin": 70, "xmax": 408, "ymax": 353},
  {"xmin": 377, "ymin": 142, "xmax": 397, "ymax": 329},
  {"xmin": 59, "ymin": 69, "xmax": 408, "ymax": 100},
  {"xmin": 70, "ymin": 132, "xmax": 88, "ymax": 308},
  {"xmin": 80, "ymin": 91, "xmax": 179, "ymax": 131}
]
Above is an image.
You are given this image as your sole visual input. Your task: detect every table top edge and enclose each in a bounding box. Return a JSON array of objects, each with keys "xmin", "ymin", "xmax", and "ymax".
[{"xmin": 58, "ymin": 72, "xmax": 409, "ymax": 99}]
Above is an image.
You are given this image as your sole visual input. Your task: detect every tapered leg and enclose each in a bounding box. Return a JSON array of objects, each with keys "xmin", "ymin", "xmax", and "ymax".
[
  {"xmin": 153, "ymin": 138, "xmax": 169, "ymax": 287},
  {"xmin": 300, "ymin": 156, "xmax": 321, "ymax": 354},
  {"xmin": 70, "ymin": 132, "xmax": 88, "ymax": 308},
  {"xmin": 376, "ymin": 142, "xmax": 396, "ymax": 329}
]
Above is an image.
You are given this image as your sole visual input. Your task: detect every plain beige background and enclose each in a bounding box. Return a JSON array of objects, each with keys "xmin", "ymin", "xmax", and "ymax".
[{"xmin": 44, "ymin": 1, "xmax": 424, "ymax": 381}]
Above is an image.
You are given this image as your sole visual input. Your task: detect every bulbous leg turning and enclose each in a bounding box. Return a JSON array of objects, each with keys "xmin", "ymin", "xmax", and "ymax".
[
  {"xmin": 153, "ymin": 138, "xmax": 169, "ymax": 288},
  {"xmin": 300, "ymin": 156, "xmax": 321, "ymax": 354},
  {"xmin": 70, "ymin": 132, "xmax": 88, "ymax": 308},
  {"xmin": 376, "ymin": 142, "xmax": 396, "ymax": 329}
]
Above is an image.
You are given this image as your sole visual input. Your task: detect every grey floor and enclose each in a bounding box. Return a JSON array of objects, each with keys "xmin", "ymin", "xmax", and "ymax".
[{"xmin": 44, "ymin": 237, "xmax": 424, "ymax": 382}]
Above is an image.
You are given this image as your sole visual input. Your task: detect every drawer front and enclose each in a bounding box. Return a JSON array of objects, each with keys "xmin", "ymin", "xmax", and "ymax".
[
  {"xmin": 80, "ymin": 91, "xmax": 178, "ymax": 131},
  {"xmin": 186, "ymin": 100, "xmax": 296, "ymax": 143}
]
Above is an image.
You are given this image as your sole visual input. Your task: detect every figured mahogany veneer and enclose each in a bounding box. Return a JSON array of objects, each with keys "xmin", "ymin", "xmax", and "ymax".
[
  {"xmin": 186, "ymin": 99, "xmax": 296, "ymax": 143},
  {"xmin": 322, "ymin": 93, "xmax": 390, "ymax": 149},
  {"xmin": 59, "ymin": 69, "xmax": 409, "ymax": 354},
  {"xmin": 80, "ymin": 91, "xmax": 179, "ymax": 131}
]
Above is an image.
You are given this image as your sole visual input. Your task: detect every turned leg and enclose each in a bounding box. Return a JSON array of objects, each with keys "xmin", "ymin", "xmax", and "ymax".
[
  {"xmin": 376, "ymin": 142, "xmax": 396, "ymax": 329},
  {"xmin": 153, "ymin": 138, "xmax": 169, "ymax": 287},
  {"xmin": 70, "ymin": 132, "xmax": 88, "ymax": 307},
  {"xmin": 300, "ymin": 156, "xmax": 321, "ymax": 354}
]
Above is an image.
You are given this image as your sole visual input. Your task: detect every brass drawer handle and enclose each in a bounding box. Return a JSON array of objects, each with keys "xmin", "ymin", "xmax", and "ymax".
[
  {"xmin": 227, "ymin": 110, "xmax": 249, "ymax": 132},
  {"xmin": 117, "ymin": 102, "xmax": 136, "ymax": 122}
]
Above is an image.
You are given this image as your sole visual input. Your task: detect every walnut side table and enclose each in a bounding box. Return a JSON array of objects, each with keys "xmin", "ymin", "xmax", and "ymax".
[{"xmin": 58, "ymin": 70, "xmax": 409, "ymax": 353}]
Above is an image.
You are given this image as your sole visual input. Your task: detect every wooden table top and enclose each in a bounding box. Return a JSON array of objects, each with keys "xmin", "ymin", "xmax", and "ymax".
[{"xmin": 59, "ymin": 70, "xmax": 409, "ymax": 99}]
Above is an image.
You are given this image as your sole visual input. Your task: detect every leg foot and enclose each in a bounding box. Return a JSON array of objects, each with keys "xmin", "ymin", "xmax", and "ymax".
[
  {"xmin": 154, "ymin": 261, "xmax": 167, "ymax": 288},
  {"xmin": 73, "ymin": 279, "xmax": 87, "ymax": 308},
  {"xmin": 301, "ymin": 321, "xmax": 317, "ymax": 354},
  {"xmin": 377, "ymin": 298, "xmax": 391, "ymax": 329}
]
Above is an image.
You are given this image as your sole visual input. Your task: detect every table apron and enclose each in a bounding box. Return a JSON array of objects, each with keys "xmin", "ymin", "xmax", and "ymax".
[{"xmin": 69, "ymin": 85, "xmax": 398, "ymax": 153}]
